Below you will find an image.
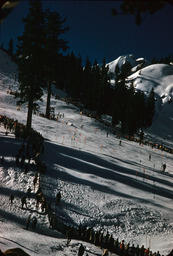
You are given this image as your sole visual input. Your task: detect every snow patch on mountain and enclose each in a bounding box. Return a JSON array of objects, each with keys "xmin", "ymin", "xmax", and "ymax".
[{"xmin": 107, "ymin": 54, "xmax": 149, "ymax": 78}]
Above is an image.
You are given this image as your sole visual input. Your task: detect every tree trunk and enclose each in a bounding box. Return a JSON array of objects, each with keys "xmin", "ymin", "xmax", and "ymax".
[
  {"xmin": 45, "ymin": 81, "xmax": 51, "ymax": 118},
  {"xmin": 26, "ymin": 94, "xmax": 33, "ymax": 131}
]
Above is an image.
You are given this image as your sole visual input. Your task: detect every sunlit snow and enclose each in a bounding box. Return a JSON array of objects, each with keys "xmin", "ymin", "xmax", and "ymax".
[{"xmin": 0, "ymin": 50, "xmax": 173, "ymax": 255}]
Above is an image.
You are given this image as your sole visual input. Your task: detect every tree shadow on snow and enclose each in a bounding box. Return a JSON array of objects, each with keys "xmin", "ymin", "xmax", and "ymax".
[
  {"xmin": 44, "ymin": 141, "xmax": 173, "ymax": 210},
  {"xmin": 46, "ymin": 140, "xmax": 173, "ymax": 199}
]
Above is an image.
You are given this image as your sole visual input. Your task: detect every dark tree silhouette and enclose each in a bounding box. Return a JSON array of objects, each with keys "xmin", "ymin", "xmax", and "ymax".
[
  {"xmin": 43, "ymin": 9, "xmax": 68, "ymax": 118},
  {"xmin": 112, "ymin": 0, "xmax": 173, "ymax": 25},
  {"xmin": 16, "ymin": 0, "xmax": 45, "ymax": 130}
]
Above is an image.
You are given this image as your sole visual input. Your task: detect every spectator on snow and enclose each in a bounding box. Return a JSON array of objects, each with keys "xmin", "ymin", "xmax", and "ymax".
[
  {"xmin": 26, "ymin": 214, "xmax": 32, "ymax": 230},
  {"xmin": 162, "ymin": 163, "xmax": 166, "ymax": 172},
  {"xmin": 15, "ymin": 154, "xmax": 20, "ymax": 166},
  {"xmin": 32, "ymin": 216, "xmax": 37, "ymax": 230},
  {"xmin": 156, "ymin": 251, "xmax": 161, "ymax": 256},
  {"xmin": 56, "ymin": 191, "xmax": 61, "ymax": 205},
  {"xmin": 9, "ymin": 194, "xmax": 14, "ymax": 204},
  {"xmin": 20, "ymin": 154, "xmax": 25, "ymax": 167},
  {"xmin": 21, "ymin": 196, "xmax": 27, "ymax": 209},
  {"xmin": 27, "ymin": 187, "xmax": 32, "ymax": 197},
  {"xmin": 66, "ymin": 229, "xmax": 72, "ymax": 246},
  {"xmin": 49, "ymin": 213, "xmax": 56, "ymax": 229},
  {"xmin": 78, "ymin": 243, "xmax": 85, "ymax": 256},
  {"xmin": 33, "ymin": 175, "xmax": 38, "ymax": 191},
  {"xmin": 119, "ymin": 240, "xmax": 125, "ymax": 255},
  {"xmin": 144, "ymin": 248, "xmax": 150, "ymax": 256},
  {"xmin": 102, "ymin": 249, "xmax": 109, "ymax": 256},
  {"xmin": 140, "ymin": 245, "xmax": 145, "ymax": 256}
]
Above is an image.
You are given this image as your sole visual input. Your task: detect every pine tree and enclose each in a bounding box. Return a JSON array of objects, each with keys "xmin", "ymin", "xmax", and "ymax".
[
  {"xmin": 99, "ymin": 57, "xmax": 109, "ymax": 115},
  {"xmin": 145, "ymin": 87, "xmax": 155, "ymax": 127},
  {"xmin": 8, "ymin": 38, "xmax": 13, "ymax": 57},
  {"xmin": 91, "ymin": 59, "xmax": 101, "ymax": 111},
  {"xmin": 44, "ymin": 9, "xmax": 68, "ymax": 118},
  {"xmin": 82, "ymin": 57, "xmax": 92, "ymax": 108},
  {"xmin": 119, "ymin": 61, "xmax": 132, "ymax": 80},
  {"xmin": 16, "ymin": 0, "xmax": 45, "ymax": 131},
  {"xmin": 114, "ymin": 64, "xmax": 120, "ymax": 83},
  {"xmin": 66, "ymin": 52, "xmax": 82, "ymax": 99}
]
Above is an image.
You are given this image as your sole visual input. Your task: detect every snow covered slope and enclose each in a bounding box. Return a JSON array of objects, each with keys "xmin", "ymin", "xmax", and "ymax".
[
  {"xmin": 0, "ymin": 50, "xmax": 173, "ymax": 255},
  {"xmin": 128, "ymin": 64, "xmax": 173, "ymax": 143},
  {"xmin": 107, "ymin": 53, "xmax": 173, "ymax": 144}
]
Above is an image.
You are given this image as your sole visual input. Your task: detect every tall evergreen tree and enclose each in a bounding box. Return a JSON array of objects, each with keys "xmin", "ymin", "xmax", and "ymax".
[
  {"xmin": 82, "ymin": 57, "xmax": 92, "ymax": 108},
  {"xmin": 91, "ymin": 59, "xmax": 101, "ymax": 111},
  {"xmin": 66, "ymin": 52, "xmax": 82, "ymax": 99},
  {"xmin": 114, "ymin": 64, "xmax": 120, "ymax": 83},
  {"xmin": 43, "ymin": 10, "xmax": 68, "ymax": 118},
  {"xmin": 98, "ymin": 57, "xmax": 109, "ymax": 115},
  {"xmin": 16, "ymin": 0, "xmax": 45, "ymax": 130},
  {"xmin": 145, "ymin": 88, "xmax": 155, "ymax": 127},
  {"xmin": 120, "ymin": 61, "xmax": 132, "ymax": 80},
  {"xmin": 8, "ymin": 38, "xmax": 13, "ymax": 57}
]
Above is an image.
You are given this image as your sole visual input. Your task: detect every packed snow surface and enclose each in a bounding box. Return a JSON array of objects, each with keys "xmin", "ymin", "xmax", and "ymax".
[{"xmin": 0, "ymin": 50, "xmax": 173, "ymax": 255}]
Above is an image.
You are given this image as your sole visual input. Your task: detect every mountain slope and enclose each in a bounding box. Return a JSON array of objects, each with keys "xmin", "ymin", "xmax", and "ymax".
[
  {"xmin": 128, "ymin": 64, "xmax": 173, "ymax": 143},
  {"xmin": 0, "ymin": 50, "xmax": 173, "ymax": 255}
]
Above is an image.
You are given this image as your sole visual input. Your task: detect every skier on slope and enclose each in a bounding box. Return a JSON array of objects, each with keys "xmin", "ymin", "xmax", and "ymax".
[
  {"xmin": 162, "ymin": 163, "xmax": 166, "ymax": 172},
  {"xmin": 149, "ymin": 154, "xmax": 151, "ymax": 161}
]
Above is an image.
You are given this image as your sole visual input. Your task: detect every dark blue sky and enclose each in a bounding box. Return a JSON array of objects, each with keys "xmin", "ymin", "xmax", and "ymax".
[{"xmin": 1, "ymin": 0, "xmax": 173, "ymax": 64}]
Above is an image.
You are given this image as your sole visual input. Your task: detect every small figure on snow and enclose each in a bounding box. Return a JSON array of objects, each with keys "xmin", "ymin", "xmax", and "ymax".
[
  {"xmin": 32, "ymin": 216, "xmax": 37, "ymax": 230},
  {"xmin": 102, "ymin": 249, "xmax": 109, "ymax": 256},
  {"xmin": 26, "ymin": 214, "xmax": 32, "ymax": 230},
  {"xmin": 162, "ymin": 163, "xmax": 166, "ymax": 172},
  {"xmin": 21, "ymin": 196, "xmax": 27, "ymax": 209},
  {"xmin": 9, "ymin": 194, "xmax": 14, "ymax": 204},
  {"xmin": 78, "ymin": 243, "xmax": 85, "ymax": 256},
  {"xmin": 27, "ymin": 186, "xmax": 32, "ymax": 197},
  {"xmin": 56, "ymin": 191, "xmax": 61, "ymax": 205},
  {"xmin": 149, "ymin": 154, "xmax": 151, "ymax": 161}
]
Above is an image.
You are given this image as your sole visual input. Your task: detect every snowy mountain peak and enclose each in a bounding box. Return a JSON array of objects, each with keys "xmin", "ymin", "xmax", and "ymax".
[
  {"xmin": 107, "ymin": 54, "xmax": 149, "ymax": 78},
  {"xmin": 107, "ymin": 54, "xmax": 136, "ymax": 73}
]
